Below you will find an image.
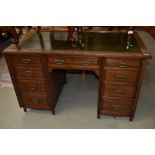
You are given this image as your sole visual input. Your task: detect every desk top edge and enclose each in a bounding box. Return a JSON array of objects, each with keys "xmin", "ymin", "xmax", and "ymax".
[{"xmin": 2, "ymin": 30, "xmax": 151, "ymax": 59}]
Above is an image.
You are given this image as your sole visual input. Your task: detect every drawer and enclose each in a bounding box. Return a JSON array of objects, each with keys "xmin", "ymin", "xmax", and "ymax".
[
  {"xmin": 73, "ymin": 57, "xmax": 99, "ymax": 66},
  {"xmin": 12, "ymin": 55, "xmax": 42, "ymax": 65},
  {"xmin": 15, "ymin": 66, "xmax": 44, "ymax": 78},
  {"xmin": 22, "ymin": 94, "xmax": 50, "ymax": 110},
  {"xmin": 103, "ymin": 84, "xmax": 136, "ymax": 98},
  {"xmin": 48, "ymin": 56, "xmax": 99, "ymax": 66},
  {"xmin": 104, "ymin": 70, "xmax": 139, "ymax": 82},
  {"xmin": 101, "ymin": 99, "xmax": 131, "ymax": 116},
  {"xmin": 48, "ymin": 57, "xmax": 73, "ymax": 65},
  {"xmin": 105, "ymin": 58, "xmax": 142, "ymax": 68},
  {"xmin": 18, "ymin": 80, "xmax": 46, "ymax": 92}
]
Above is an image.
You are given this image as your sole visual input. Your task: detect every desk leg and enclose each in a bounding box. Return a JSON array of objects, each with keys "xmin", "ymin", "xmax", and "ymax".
[
  {"xmin": 129, "ymin": 116, "xmax": 133, "ymax": 121},
  {"xmin": 52, "ymin": 109, "xmax": 55, "ymax": 115},
  {"xmin": 23, "ymin": 107, "xmax": 27, "ymax": 112},
  {"xmin": 81, "ymin": 71, "xmax": 87, "ymax": 83},
  {"xmin": 97, "ymin": 113, "xmax": 100, "ymax": 119},
  {"xmin": 129, "ymin": 118, "xmax": 133, "ymax": 121}
]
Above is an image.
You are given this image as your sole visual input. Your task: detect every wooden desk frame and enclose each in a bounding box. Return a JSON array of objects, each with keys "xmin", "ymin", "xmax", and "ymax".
[{"xmin": 3, "ymin": 31, "xmax": 151, "ymax": 121}]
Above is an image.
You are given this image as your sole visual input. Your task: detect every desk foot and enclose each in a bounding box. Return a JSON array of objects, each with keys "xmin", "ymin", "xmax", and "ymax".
[
  {"xmin": 113, "ymin": 116, "xmax": 116, "ymax": 119},
  {"xmin": 52, "ymin": 109, "xmax": 55, "ymax": 115},
  {"xmin": 97, "ymin": 114, "xmax": 100, "ymax": 119},
  {"xmin": 23, "ymin": 108, "xmax": 27, "ymax": 112},
  {"xmin": 129, "ymin": 117, "xmax": 133, "ymax": 121}
]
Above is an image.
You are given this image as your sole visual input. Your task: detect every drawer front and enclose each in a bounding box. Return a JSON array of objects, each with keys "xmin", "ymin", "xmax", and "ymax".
[
  {"xmin": 12, "ymin": 55, "xmax": 42, "ymax": 65},
  {"xmin": 105, "ymin": 58, "xmax": 142, "ymax": 68},
  {"xmin": 48, "ymin": 56, "xmax": 99, "ymax": 66},
  {"xmin": 101, "ymin": 99, "xmax": 131, "ymax": 116},
  {"xmin": 22, "ymin": 94, "xmax": 50, "ymax": 109},
  {"xmin": 73, "ymin": 57, "xmax": 99, "ymax": 66},
  {"xmin": 48, "ymin": 57, "xmax": 73, "ymax": 65},
  {"xmin": 103, "ymin": 84, "xmax": 135, "ymax": 98},
  {"xmin": 104, "ymin": 70, "xmax": 139, "ymax": 82},
  {"xmin": 15, "ymin": 66, "xmax": 44, "ymax": 78},
  {"xmin": 18, "ymin": 80, "xmax": 46, "ymax": 92}
]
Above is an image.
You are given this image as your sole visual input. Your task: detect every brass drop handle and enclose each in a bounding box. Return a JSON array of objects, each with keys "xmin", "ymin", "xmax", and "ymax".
[
  {"xmin": 114, "ymin": 89, "xmax": 124, "ymax": 96},
  {"xmin": 25, "ymin": 70, "xmax": 33, "ymax": 76},
  {"xmin": 25, "ymin": 70, "xmax": 33, "ymax": 74},
  {"xmin": 54, "ymin": 59, "xmax": 65, "ymax": 65},
  {"xmin": 21, "ymin": 58, "xmax": 31, "ymax": 64},
  {"xmin": 119, "ymin": 60, "xmax": 128, "ymax": 67},
  {"xmin": 27, "ymin": 84, "xmax": 36, "ymax": 90},
  {"xmin": 115, "ymin": 74, "xmax": 127, "ymax": 80},
  {"xmin": 81, "ymin": 60, "xmax": 91, "ymax": 66},
  {"xmin": 32, "ymin": 98, "xmax": 40, "ymax": 104},
  {"xmin": 112, "ymin": 105, "xmax": 121, "ymax": 110}
]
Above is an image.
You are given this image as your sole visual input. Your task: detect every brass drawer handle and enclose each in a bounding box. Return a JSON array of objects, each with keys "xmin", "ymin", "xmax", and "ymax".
[
  {"xmin": 21, "ymin": 58, "xmax": 32, "ymax": 64},
  {"xmin": 114, "ymin": 89, "xmax": 124, "ymax": 96},
  {"xmin": 32, "ymin": 98, "xmax": 40, "ymax": 104},
  {"xmin": 81, "ymin": 60, "xmax": 91, "ymax": 66},
  {"xmin": 119, "ymin": 60, "xmax": 128, "ymax": 68},
  {"xmin": 54, "ymin": 59, "xmax": 65, "ymax": 65},
  {"xmin": 115, "ymin": 75, "xmax": 127, "ymax": 80},
  {"xmin": 25, "ymin": 70, "xmax": 33, "ymax": 76},
  {"xmin": 25, "ymin": 70, "xmax": 33, "ymax": 74},
  {"xmin": 27, "ymin": 84, "xmax": 36, "ymax": 90},
  {"xmin": 112, "ymin": 105, "xmax": 121, "ymax": 110}
]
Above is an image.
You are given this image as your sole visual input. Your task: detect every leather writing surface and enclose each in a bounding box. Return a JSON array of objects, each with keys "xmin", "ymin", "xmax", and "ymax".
[{"xmin": 19, "ymin": 31, "xmax": 140, "ymax": 52}]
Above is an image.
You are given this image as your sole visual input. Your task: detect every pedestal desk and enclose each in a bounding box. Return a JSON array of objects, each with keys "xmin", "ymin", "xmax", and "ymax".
[{"xmin": 3, "ymin": 30, "xmax": 151, "ymax": 121}]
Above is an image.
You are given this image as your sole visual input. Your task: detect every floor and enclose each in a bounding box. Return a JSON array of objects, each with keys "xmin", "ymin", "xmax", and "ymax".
[
  {"xmin": 0, "ymin": 56, "xmax": 12, "ymax": 88},
  {"xmin": 0, "ymin": 31, "xmax": 155, "ymax": 128}
]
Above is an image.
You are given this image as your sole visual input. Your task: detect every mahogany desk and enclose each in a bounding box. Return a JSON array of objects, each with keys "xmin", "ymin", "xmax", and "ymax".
[{"xmin": 3, "ymin": 31, "xmax": 151, "ymax": 121}]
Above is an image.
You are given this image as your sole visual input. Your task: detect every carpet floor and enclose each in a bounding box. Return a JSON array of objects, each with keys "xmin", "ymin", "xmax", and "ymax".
[{"xmin": 0, "ymin": 56, "xmax": 12, "ymax": 88}]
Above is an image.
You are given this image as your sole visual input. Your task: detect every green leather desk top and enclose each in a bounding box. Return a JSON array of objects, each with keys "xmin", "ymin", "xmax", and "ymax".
[{"xmin": 18, "ymin": 31, "xmax": 140, "ymax": 53}]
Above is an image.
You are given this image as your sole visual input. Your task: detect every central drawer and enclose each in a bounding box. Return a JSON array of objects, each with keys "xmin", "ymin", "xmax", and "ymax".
[
  {"xmin": 48, "ymin": 56, "xmax": 99, "ymax": 66},
  {"xmin": 48, "ymin": 57, "xmax": 73, "ymax": 65},
  {"xmin": 73, "ymin": 57, "xmax": 98, "ymax": 66},
  {"xmin": 103, "ymin": 84, "xmax": 136, "ymax": 98}
]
